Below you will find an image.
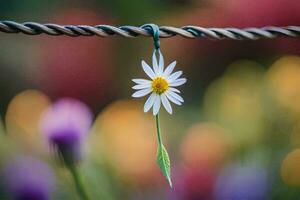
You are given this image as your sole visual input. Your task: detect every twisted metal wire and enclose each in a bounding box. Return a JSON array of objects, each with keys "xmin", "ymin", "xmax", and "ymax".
[{"xmin": 0, "ymin": 20, "xmax": 300, "ymax": 40}]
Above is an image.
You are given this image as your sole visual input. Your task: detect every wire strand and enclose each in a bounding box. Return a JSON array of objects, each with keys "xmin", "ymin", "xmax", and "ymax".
[{"xmin": 0, "ymin": 21, "xmax": 299, "ymax": 40}]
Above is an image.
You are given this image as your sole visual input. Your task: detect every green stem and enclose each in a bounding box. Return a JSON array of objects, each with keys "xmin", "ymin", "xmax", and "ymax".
[
  {"xmin": 68, "ymin": 164, "xmax": 90, "ymax": 200},
  {"xmin": 155, "ymin": 114, "xmax": 163, "ymax": 147}
]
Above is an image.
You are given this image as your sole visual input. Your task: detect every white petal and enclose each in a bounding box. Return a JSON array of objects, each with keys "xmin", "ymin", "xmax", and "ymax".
[
  {"xmin": 169, "ymin": 87, "xmax": 181, "ymax": 93},
  {"xmin": 158, "ymin": 50, "xmax": 164, "ymax": 75},
  {"xmin": 132, "ymin": 88, "xmax": 152, "ymax": 98},
  {"xmin": 144, "ymin": 93, "xmax": 156, "ymax": 112},
  {"xmin": 153, "ymin": 95, "xmax": 161, "ymax": 115},
  {"xmin": 169, "ymin": 78, "xmax": 187, "ymax": 87},
  {"xmin": 132, "ymin": 79, "xmax": 151, "ymax": 85},
  {"xmin": 161, "ymin": 94, "xmax": 172, "ymax": 114},
  {"xmin": 163, "ymin": 61, "xmax": 177, "ymax": 77},
  {"xmin": 152, "ymin": 50, "xmax": 159, "ymax": 74},
  {"xmin": 167, "ymin": 90, "xmax": 184, "ymax": 102},
  {"xmin": 132, "ymin": 84, "xmax": 151, "ymax": 90},
  {"xmin": 142, "ymin": 60, "xmax": 155, "ymax": 79},
  {"xmin": 167, "ymin": 71, "xmax": 182, "ymax": 82},
  {"xmin": 165, "ymin": 92, "xmax": 182, "ymax": 105}
]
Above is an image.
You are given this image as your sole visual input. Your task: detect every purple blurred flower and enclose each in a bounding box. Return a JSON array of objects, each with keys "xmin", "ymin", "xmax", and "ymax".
[
  {"xmin": 3, "ymin": 156, "xmax": 55, "ymax": 200},
  {"xmin": 40, "ymin": 98, "xmax": 93, "ymax": 165},
  {"xmin": 214, "ymin": 163, "xmax": 269, "ymax": 200}
]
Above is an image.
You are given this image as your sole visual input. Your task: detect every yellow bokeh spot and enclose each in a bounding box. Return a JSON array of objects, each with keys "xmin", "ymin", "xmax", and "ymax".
[
  {"xmin": 151, "ymin": 77, "xmax": 169, "ymax": 94},
  {"xmin": 89, "ymin": 100, "xmax": 161, "ymax": 185},
  {"xmin": 180, "ymin": 122, "xmax": 230, "ymax": 170},
  {"xmin": 267, "ymin": 56, "xmax": 300, "ymax": 115},
  {"xmin": 203, "ymin": 60, "xmax": 265, "ymax": 147},
  {"xmin": 281, "ymin": 149, "xmax": 300, "ymax": 187},
  {"xmin": 5, "ymin": 90, "xmax": 51, "ymax": 149}
]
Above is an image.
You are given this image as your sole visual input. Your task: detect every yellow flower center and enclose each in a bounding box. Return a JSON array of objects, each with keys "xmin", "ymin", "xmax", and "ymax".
[{"xmin": 152, "ymin": 77, "xmax": 169, "ymax": 94}]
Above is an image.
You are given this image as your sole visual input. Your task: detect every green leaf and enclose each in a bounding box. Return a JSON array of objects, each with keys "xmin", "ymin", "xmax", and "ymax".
[{"xmin": 157, "ymin": 144, "xmax": 172, "ymax": 187}]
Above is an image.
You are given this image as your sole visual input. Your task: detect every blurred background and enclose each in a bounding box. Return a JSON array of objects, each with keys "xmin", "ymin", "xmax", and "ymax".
[{"xmin": 0, "ymin": 0, "xmax": 300, "ymax": 199}]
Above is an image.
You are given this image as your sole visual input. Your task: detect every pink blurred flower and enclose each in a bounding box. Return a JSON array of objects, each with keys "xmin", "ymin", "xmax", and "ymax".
[{"xmin": 40, "ymin": 98, "xmax": 92, "ymax": 165}]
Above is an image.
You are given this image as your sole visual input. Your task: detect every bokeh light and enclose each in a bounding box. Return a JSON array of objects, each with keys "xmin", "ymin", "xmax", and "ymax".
[
  {"xmin": 267, "ymin": 55, "xmax": 300, "ymax": 117},
  {"xmin": 214, "ymin": 162, "xmax": 269, "ymax": 200},
  {"xmin": 168, "ymin": 166, "xmax": 216, "ymax": 200},
  {"xmin": 204, "ymin": 60, "xmax": 265, "ymax": 147},
  {"xmin": 38, "ymin": 8, "xmax": 115, "ymax": 111},
  {"xmin": 5, "ymin": 90, "xmax": 51, "ymax": 151},
  {"xmin": 281, "ymin": 149, "xmax": 300, "ymax": 187},
  {"xmin": 180, "ymin": 122, "xmax": 230, "ymax": 171},
  {"xmin": 2, "ymin": 155, "xmax": 56, "ymax": 200},
  {"xmin": 89, "ymin": 100, "xmax": 161, "ymax": 186}
]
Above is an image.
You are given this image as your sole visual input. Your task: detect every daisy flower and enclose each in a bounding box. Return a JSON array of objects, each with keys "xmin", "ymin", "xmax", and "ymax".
[{"xmin": 132, "ymin": 50, "xmax": 187, "ymax": 115}]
